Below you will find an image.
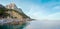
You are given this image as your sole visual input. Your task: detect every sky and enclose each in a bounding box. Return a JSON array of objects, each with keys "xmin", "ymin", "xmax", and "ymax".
[{"xmin": 0, "ymin": 0, "xmax": 60, "ymax": 20}]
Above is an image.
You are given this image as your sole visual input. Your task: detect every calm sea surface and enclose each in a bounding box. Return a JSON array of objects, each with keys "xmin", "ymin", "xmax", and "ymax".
[
  {"xmin": 23, "ymin": 20, "xmax": 60, "ymax": 29},
  {"xmin": 1, "ymin": 20, "xmax": 60, "ymax": 29}
]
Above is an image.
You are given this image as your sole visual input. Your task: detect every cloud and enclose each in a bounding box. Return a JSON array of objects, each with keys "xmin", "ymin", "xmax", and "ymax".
[
  {"xmin": 26, "ymin": 5, "xmax": 47, "ymax": 20},
  {"xmin": 53, "ymin": 6, "xmax": 60, "ymax": 10},
  {"xmin": 46, "ymin": 12, "xmax": 60, "ymax": 20},
  {"xmin": 14, "ymin": 0, "xmax": 60, "ymax": 20}
]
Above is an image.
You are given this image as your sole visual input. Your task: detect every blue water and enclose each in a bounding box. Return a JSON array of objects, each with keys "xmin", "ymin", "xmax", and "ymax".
[{"xmin": 1, "ymin": 20, "xmax": 60, "ymax": 29}]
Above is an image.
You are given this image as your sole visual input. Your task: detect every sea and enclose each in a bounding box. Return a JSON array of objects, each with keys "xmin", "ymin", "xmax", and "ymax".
[{"xmin": 0, "ymin": 20, "xmax": 60, "ymax": 29}]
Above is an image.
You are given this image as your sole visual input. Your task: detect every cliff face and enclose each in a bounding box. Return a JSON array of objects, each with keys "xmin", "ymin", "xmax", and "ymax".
[
  {"xmin": 6, "ymin": 3, "xmax": 30, "ymax": 18},
  {"xmin": 0, "ymin": 3, "xmax": 31, "ymax": 19},
  {"xmin": 0, "ymin": 4, "xmax": 30, "ymax": 25},
  {"xmin": 0, "ymin": 3, "xmax": 32, "ymax": 25},
  {"xmin": 5, "ymin": 3, "xmax": 23, "ymax": 13}
]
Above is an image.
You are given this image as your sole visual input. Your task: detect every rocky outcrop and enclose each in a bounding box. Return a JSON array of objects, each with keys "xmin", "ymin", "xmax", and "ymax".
[
  {"xmin": 5, "ymin": 3, "xmax": 30, "ymax": 18},
  {"xmin": 0, "ymin": 3, "xmax": 31, "ymax": 25}
]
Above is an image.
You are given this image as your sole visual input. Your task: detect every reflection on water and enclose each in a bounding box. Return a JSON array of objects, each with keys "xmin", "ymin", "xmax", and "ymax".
[
  {"xmin": 1, "ymin": 20, "xmax": 60, "ymax": 29},
  {"xmin": 0, "ymin": 23, "xmax": 28, "ymax": 29}
]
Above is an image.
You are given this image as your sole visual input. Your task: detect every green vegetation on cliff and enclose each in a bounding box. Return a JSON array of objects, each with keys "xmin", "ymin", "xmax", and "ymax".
[{"xmin": 0, "ymin": 4, "xmax": 10, "ymax": 18}]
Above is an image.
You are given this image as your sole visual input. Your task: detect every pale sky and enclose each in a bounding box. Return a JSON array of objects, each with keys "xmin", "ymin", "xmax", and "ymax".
[{"xmin": 0, "ymin": 0, "xmax": 60, "ymax": 20}]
